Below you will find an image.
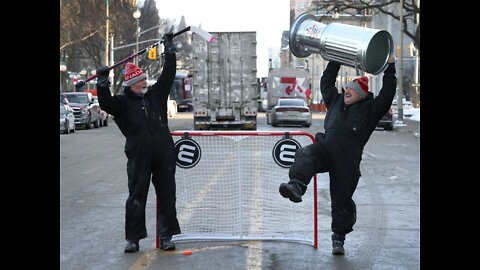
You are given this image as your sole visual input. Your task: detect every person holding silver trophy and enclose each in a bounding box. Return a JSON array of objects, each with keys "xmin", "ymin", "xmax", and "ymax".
[{"xmin": 280, "ymin": 13, "xmax": 397, "ymax": 255}]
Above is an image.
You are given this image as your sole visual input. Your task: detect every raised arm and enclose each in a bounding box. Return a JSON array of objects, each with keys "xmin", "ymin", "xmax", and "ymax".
[
  {"xmin": 149, "ymin": 33, "xmax": 177, "ymax": 100},
  {"xmin": 320, "ymin": 61, "xmax": 341, "ymax": 108},
  {"xmin": 95, "ymin": 66, "xmax": 124, "ymax": 117},
  {"xmin": 372, "ymin": 55, "xmax": 397, "ymax": 119}
]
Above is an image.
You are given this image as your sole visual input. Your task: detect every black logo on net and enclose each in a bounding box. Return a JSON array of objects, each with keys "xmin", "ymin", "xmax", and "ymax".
[
  {"xmin": 174, "ymin": 139, "xmax": 201, "ymax": 168},
  {"xmin": 272, "ymin": 138, "xmax": 301, "ymax": 168}
]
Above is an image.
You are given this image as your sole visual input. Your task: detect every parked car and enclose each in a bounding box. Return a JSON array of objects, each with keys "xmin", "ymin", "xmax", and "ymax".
[
  {"xmin": 61, "ymin": 92, "xmax": 101, "ymax": 129},
  {"xmin": 392, "ymin": 98, "xmax": 413, "ymax": 117},
  {"xmin": 99, "ymin": 110, "xmax": 109, "ymax": 126},
  {"xmin": 168, "ymin": 97, "xmax": 177, "ymax": 117},
  {"xmin": 60, "ymin": 102, "xmax": 75, "ymax": 134},
  {"xmin": 92, "ymin": 96, "xmax": 109, "ymax": 126},
  {"xmin": 377, "ymin": 106, "xmax": 394, "ymax": 131},
  {"xmin": 177, "ymin": 99, "xmax": 193, "ymax": 112},
  {"xmin": 269, "ymin": 98, "xmax": 312, "ymax": 127}
]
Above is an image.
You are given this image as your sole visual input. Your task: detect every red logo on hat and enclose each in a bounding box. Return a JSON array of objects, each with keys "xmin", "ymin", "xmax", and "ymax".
[{"xmin": 124, "ymin": 62, "xmax": 145, "ymax": 82}]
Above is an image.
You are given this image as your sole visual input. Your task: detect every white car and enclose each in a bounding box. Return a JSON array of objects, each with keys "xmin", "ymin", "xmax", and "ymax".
[
  {"xmin": 167, "ymin": 97, "xmax": 177, "ymax": 117},
  {"xmin": 268, "ymin": 98, "xmax": 312, "ymax": 127},
  {"xmin": 60, "ymin": 103, "xmax": 76, "ymax": 134},
  {"xmin": 92, "ymin": 96, "xmax": 109, "ymax": 126}
]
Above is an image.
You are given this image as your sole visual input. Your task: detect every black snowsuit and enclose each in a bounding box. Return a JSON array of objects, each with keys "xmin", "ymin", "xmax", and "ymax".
[
  {"xmin": 289, "ymin": 61, "xmax": 396, "ymax": 235},
  {"xmin": 96, "ymin": 54, "xmax": 181, "ymax": 242}
]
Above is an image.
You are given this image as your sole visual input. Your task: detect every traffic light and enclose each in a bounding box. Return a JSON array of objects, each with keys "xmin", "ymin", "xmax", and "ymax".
[{"xmin": 148, "ymin": 47, "xmax": 157, "ymax": 60}]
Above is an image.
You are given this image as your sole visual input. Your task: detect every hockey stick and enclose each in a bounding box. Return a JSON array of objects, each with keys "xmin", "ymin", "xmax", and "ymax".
[{"xmin": 75, "ymin": 26, "xmax": 214, "ymax": 88}]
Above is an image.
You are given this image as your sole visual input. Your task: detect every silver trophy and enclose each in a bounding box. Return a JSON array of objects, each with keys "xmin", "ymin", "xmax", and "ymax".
[{"xmin": 289, "ymin": 13, "xmax": 394, "ymax": 75}]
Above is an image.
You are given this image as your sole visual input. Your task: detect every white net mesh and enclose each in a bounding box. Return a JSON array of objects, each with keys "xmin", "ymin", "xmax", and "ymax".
[{"xmin": 163, "ymin": 131, "xmax": 317, "ymax": 247}]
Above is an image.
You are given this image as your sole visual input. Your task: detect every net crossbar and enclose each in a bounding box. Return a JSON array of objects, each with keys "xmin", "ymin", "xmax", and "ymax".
[{"xmin": 157, "ymin": 131, "xmax": 318, "ymax": 248}]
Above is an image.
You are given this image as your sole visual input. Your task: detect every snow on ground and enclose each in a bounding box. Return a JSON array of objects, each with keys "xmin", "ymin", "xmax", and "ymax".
[
  {"xmin": 393, "ymin": 107, "xmax": 419, "ymax": 127},
  {"xmin": 394, "ymin": 108, "xmax": 420, "ymax": 122},
  {"xmin": 406, "ymin": 108, "xmax": 420, "ymax": 122}
]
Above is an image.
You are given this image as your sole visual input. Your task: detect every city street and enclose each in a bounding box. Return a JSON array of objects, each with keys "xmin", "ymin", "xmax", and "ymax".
[{"xmin": 60, "ymin": 112, "xmax": 420, "ymax": 270}]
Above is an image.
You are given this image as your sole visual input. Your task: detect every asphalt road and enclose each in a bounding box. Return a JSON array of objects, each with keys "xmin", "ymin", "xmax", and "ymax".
[{"xmin": 60, "ymin": 112, "xmax": 420, "ymax": 270}]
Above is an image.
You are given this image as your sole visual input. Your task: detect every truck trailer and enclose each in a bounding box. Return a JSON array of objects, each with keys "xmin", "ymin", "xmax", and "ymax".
[{"xmin": 192, "ymin": 31, "xmax": 258, "ymax": 130}]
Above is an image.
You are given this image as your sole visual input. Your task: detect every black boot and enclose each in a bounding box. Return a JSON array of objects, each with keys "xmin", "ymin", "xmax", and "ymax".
[
  {"xmin": 124, "ymin": 240, "xmax": 139, "ymax": 253},
  {"xmin": 160, "ymin": 236, "xmax": 175, "ymax": 251},
  {"xmin": 331, "ymin": 233, "xmax": 345, "ymax": 255},
  {"xmin": 279, "ymin": 179, "xmax": 306, "ymax": 203}
]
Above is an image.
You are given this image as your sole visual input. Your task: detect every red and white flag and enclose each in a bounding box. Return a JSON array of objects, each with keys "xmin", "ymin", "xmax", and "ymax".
[
  {"xmin": 279, "ymin": 77, "xmax": 296, "ymax": 97},
  {"xmin": 279, "ymin": 77, "xmax": 311, "ymax": 99},
  {"xmin": 294, "ymin": 82, "xmax": 312, "ymax": 99}
]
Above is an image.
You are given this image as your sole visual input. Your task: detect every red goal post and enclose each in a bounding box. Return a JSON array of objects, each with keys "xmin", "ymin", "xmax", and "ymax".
[{"xmin": 157, "ymin": 131, "xmax": 318, "ymax": 249}]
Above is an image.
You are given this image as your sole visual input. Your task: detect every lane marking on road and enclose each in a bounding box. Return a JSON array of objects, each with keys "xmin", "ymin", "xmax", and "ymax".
[
  {"xmin": 130, "ymin": 150, "xmax": 236, "ymax": 269},
  {"xmin": 80, "ymin": 165, "xmax": 104, "ymax": 175},
  {"xmin": 176, "ymin": 150, "xmax": 235, "ymax": 224},
  {"xmin": 246, "ymin": 151, "xmax": 263, "ymax": 269},
  {"xmin": 129, "ymin": 245, "xmax": 157, "ymax": 270}
]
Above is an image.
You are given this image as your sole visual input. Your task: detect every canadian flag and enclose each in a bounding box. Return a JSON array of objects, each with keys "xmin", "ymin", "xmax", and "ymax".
[
  {"xmin": 294, "ymin": 82, "xmax": 312, "ymax": 99},
  {"xmin": 279, "ymin": 77, "xmax": 311, "ymax": 99},
  {"xmin": 279, "ymin": 77, "xmax": 296, "ymax": 96}
]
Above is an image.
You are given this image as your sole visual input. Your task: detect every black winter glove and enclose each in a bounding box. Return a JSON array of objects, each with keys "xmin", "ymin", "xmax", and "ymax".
[
  {"xmin": 95, "ymin": 66, "xmax": 111, "ymax": 88},
  {"xmin": 162, "ymin": 33, "xmax": 177, "ymax": 55},
  {"xmin": 96, "ymin": 66, "xmax": 110, "ymax": 77}
]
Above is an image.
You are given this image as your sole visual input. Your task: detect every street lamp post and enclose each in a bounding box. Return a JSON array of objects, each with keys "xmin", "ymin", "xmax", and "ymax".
[
  {"xmin": 133, "ymin": 9, "xmax": 141, "ymax": 65},
  {"xmin": 60, "ymin": 51, "xmax": 68, "ymax": 92},
  {"xmin": 397, "ymin": 0, "xmax": 404, "ymax": 124},
  {"xmin": 60, "ymin": 62, "xmax": 67, "ymax": 93},
  {"xmin": 105, "ymin": 0, "xmax": 110, "ymax": 67}
]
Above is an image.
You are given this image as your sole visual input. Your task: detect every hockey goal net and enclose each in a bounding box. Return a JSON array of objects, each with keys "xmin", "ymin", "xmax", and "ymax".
[{"xmin": 157, "ymin": 131, "xmax": 318, "ymax": 248}]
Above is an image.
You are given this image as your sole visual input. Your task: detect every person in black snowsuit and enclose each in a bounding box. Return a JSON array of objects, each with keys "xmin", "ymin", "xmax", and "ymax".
[
  {"xmin": 279, "ymin": 55, "xmax": 397, "ymax": 255},
  {"xmin": 95, "ymin": 33, "xmax": 180, "ymax": 253}
]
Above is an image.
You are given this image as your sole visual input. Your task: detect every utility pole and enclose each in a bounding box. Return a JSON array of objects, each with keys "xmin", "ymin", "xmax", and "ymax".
[
  {"xmin": 397, "ymin": 0, "xmax": 405, "ymax": 124},
  {"xmin": 105, "ymin": 0, "xmax": 110, "ymax": 67},
  {"xmin": 133, "ymin": 9, "xmax": 141, "ymax": 65},
  {"xmin": 413, "ymin": 0, "xmax": 420, "ymax": 107},
  {"xmin": 110, "ymin": 34, "xmax": 115, "ymax": 94}
]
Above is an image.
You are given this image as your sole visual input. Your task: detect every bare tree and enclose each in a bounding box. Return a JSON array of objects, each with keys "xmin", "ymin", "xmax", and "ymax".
[
  {"xmin": 309, "ymin": 0, "xmax": 420, "ymax": 51},
  {"xmin": 60, "ymin": 0, "xmax": 176, "ymax": 94},
  {"xmin": 174, "ymin": 16, "xmax": 193, "ymax": 73},
  {"xmin": 60, "ymin": 0, "xmax": 138, "ymax": 91}
]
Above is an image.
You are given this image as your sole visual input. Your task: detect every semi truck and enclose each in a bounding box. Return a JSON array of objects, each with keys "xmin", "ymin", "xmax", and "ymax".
[
  {"xmin": 265, "ymin": 68, "xmax": 311, "ymax": 125},
  {"xmin": 191, "ymin": 31, "xmax": 258, "ymax": 130}
]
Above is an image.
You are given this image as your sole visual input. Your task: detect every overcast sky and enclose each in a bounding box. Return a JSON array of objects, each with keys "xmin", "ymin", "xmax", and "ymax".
[{"xmin": 154, "ymin": 0, "xmax": 290, "ymax": 78}]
